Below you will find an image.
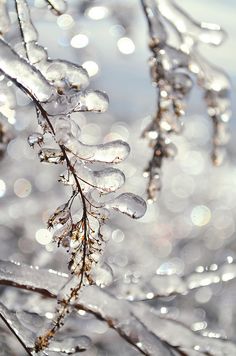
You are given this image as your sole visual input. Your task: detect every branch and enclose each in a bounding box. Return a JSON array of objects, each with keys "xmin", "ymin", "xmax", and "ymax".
[
  {"xmin": 1, "ymin": 260, "xmax": 236, "ymax": 356},
  {"xmin": 116, "ymin": 262, "xmax": 236, "ymax": 301}
]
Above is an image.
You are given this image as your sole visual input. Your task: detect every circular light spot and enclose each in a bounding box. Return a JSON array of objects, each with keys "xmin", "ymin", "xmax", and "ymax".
[
  {"xmin": 112, "ymin": 229, "xmax": 125, "ymax": 243},
  {"xmin": 0, "ymin": 179, "xmax": 6, "ymax": 197},
  {"xmin": 86, "ymin": 6, "xmax": 110, "ymax": 20},
  {"xmin": 71, "ymin": 34, "xmax": 89, "ymax": 48},
  {"xmin": 117, "ymin": 37, "xmax": 135, "ymax": 54},
  {"xmin": 191, "ymin": 205, "xmax": 211, "ymax": 226},
  {"xmin": 82, "ymin": 60, "xmax": 99, "ymax": 77},
  {"xmin": 57, "ymin": 14, "xmax": 74, "ymax": 30},
  {"xmin": 35, "ymin": 229, "xmax": 52, "ymax": 245},
  {"xmin": 14, "ymin": 178, "xmax": 32, "ymax": 198}
]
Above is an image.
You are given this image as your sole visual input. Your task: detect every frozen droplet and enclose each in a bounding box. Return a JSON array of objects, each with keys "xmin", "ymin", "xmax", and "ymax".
[
  {"xmin": 75, "ymin": 90, "xmax": 109, "ymax": 112},
  {"xmin": 107, "ymin": 193, "xmax": 147, "ymax": 219},
  {"xmin": 45, "ymin": 61, "xmax": 89, "ymax": 90},
  {"xmin": 27, "ymin": 132, "xmax": 43, "ymax": 147},
  {"xmin": 53, "ymin": 220, "xmax": 72, "ymax": 246},
  {"xmin": 93, "ymin": 168, "xmax": 125, "ymax": 193},
  {"xmin": 66, "ymin": 139, "xmax": 130, "ymax": 164},
  {"xmin": 91, "ymin": 262, "xmax": 113, "ymax": 287}
]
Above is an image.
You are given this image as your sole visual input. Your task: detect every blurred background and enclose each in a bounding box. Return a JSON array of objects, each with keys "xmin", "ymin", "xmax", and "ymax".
[{"xmin": 0, "ymin": 0, "xmax": 236, "ymax": 354}]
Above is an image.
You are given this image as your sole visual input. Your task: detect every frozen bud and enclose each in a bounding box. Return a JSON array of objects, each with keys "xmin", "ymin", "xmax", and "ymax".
[
  {"xmin": 165, "ymin": 140, "xmax": 178, "ymax": 158},
  {"xmin": 38, "ymin": 148, "xmax": 64, "ymax": 164},
  {"xmin": 214, "ymin": 122, "xmax": 230, "ymax": 146},
  {"xmin": 53, "ymin": 220, "xmax": 72, "ymax": 246},
  {"xmin": 171, "ymin": 72, "xmax": 193, "ymax": 97},
  {"xmin": 91, "ymin": 262, "xmax": 113, "ymax": 288},
  {"xmin": 27, "ymin": 132, "xmax": 44, "ymax": 147},
  {"xmin": 148, "ymin": 175, "xmax": 161, "ymax": 202},
  {"xmin": 48, "ymin": 203, "xmax": 71, "ymax": 228}
]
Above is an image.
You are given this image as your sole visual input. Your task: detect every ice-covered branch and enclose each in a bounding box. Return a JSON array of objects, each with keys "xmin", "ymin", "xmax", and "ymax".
[
  {"xmin": 0, "ymin": 0, "xmax": 148, "ymax": 351},
  {"xmin": 141, "ymin": 0, "xmax": 231, "ymax": 200},
  {"xmin": 1, "ymin": 260, "xmax": 236, "ymax": 356},
  {"xmin": 116, "ymin": 261, "xmax": 236, "ymax": 301}
]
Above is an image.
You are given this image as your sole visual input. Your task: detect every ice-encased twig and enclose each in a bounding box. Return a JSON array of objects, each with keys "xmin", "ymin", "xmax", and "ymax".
[
  {"xmin": 0, "ymin": 38, "xmax": 56, "ymax": 103},
  {"xmin": 0, "ymin": 302, "xmax": 34, "ymax": 356},
  {"xmin": 133, "ymin": 304, "xmax": 236, "ymax": 356},
  {"xmin": 1, "ymin": 260, "xmax": 236, "ymax": 356},
  {"xmin": 141, "ymin": 0, "xmax": 192, "ymax": 202},
  {"xmin": 116, "ymin": 261, "xmax": 236, "ymax": 301},
  {"xmin": 0, "ymin": 301, "xmax": 92, "ymax": 355},
  {"xmin": 141, "ymin": 0, "xmax": 231, "ymax": 200},
  {"xmin": 11, "ymin": 1, "xmax": 147, "ymax": 351}
]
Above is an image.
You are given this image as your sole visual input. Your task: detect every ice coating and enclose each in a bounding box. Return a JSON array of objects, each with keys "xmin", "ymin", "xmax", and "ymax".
[
  {"xmin": 46, "ymin": 0, "xmax": 67, "ymax": 15},
  {"xmin": 0, "ymin": 78, "xmax": 16, "ymax": 120},
  {"xmin": 75, "ymin": 90, "xmax": 109, "ymax": 113},
  {"xmin": 93, "ymin": 168, "xmax": 125, "ymax": 193},
  {"xmin": 156, "ymin": 0, "xmax": 226, "ymax": 49},
  {"xmin": 107, "ymin": 193, "xmax": 147, "ymax": 219},
  {"xmin": 66, "ymin": 139, "xmax": 130, "ymax": 164},
  {"xmin": 15, "ymin": 0, "xmax": 38, "ymax": 45},
  {"xmin": 0, "ymin": 302, "xmax": 35, "ymax": 350},
  {"xmin": 15, "ymin": 0, "xmax": 89, "ymax": 91},
  {"xmin": 27, "ymin": 132, "xmax": 44, "ymax": 147},
  {"xmin": 0, "ymin": 0, "xmax": 10, "ymax": 34},
  {"xmin": 141, "ymin": 0, "xmax": 167, "ymax": 44},
  {"xmin": 49, "ymin": 336, "xmax": 92, "ymax": 354},
  {"xmin": 141, "ymin": 0, "xmax": 231, "ymax": 200},
  {"xmin": 45, "ymin": 60, "xmax": 89, "ymax": 90},
  {"xmin": 0, "ymin": 39, "xmax": 56, "ymax": 103}
]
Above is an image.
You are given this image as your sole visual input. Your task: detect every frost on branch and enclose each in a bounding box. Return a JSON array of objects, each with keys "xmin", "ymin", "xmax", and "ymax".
[
  {"xmin": 0, "ymin": 0, "xmax": 147, "ymax": 352},
  {"xmin": 141, "ymin": 0, "xmax": 231, "ymax": 201}
]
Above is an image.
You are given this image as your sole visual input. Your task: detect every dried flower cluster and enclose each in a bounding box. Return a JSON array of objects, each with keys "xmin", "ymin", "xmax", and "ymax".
[{"xmin": 141, "ymin": 0, "xmax": 231, "ymax": 202}]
